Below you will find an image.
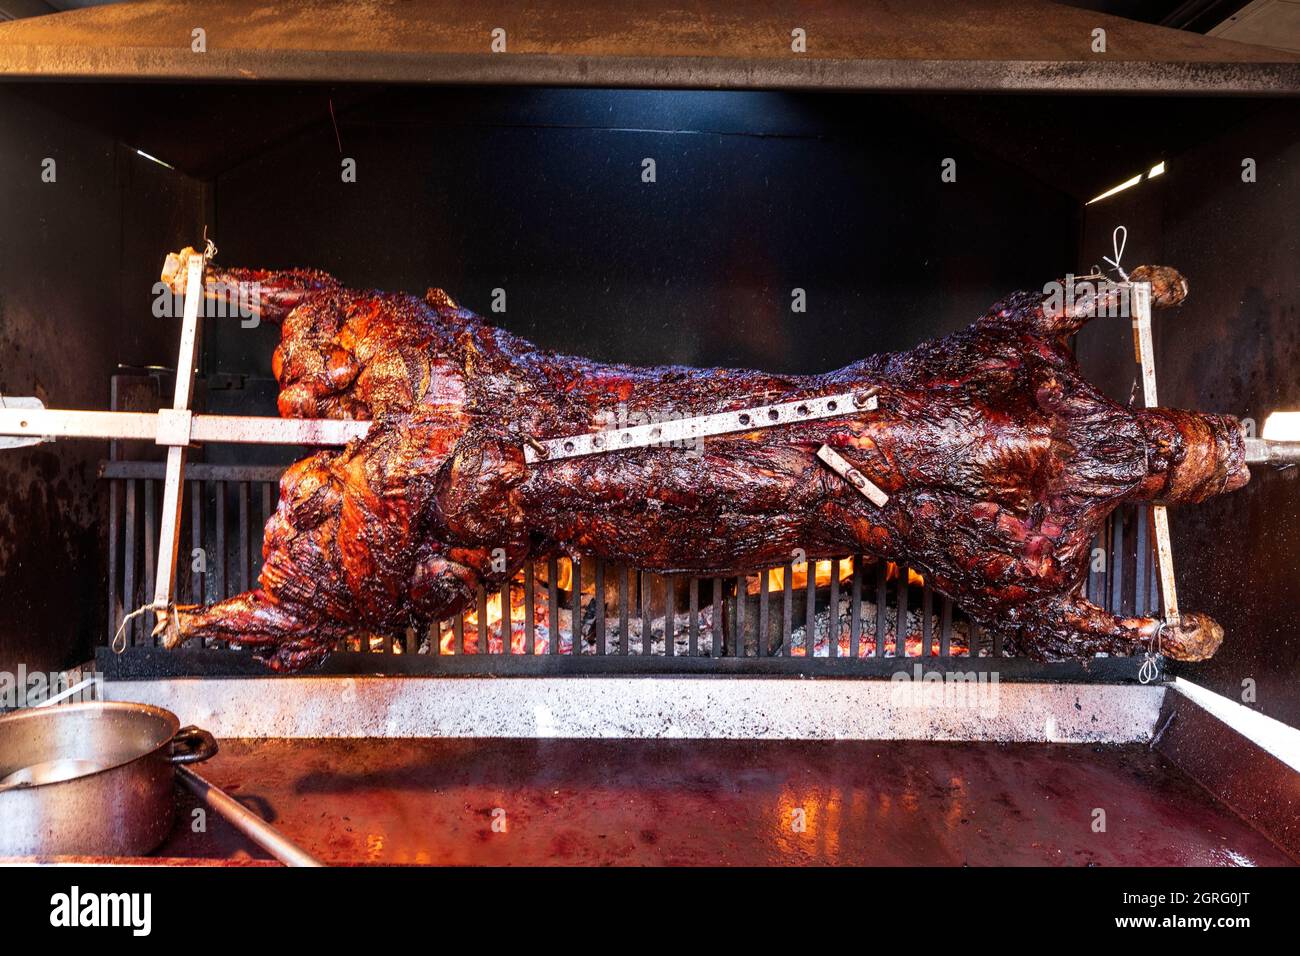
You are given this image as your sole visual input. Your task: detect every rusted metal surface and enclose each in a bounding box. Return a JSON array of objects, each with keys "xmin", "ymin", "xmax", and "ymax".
[
  {"xmin": 153, "ymin": 736, "xmax": 1296, "ymax": 865},
  {"xmin": 0, "ymin": 1, "xmax": 1296, "ymax": 91}
]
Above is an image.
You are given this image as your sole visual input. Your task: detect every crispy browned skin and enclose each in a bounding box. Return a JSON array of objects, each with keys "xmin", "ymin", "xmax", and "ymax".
[{"xmin": 164, "ymin": 255, "xmax": 1247, "ymax": 670}]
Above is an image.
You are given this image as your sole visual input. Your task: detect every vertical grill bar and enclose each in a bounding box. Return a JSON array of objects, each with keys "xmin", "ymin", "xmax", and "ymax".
[
  {"xmin": 1110, "ymin": 508, "xmax": 1125, "ymax": 616},
  {"xmin": 970, "ymin": 622, "xmax": 981, "ymax": 658},
  {"xmin": 211, "ymin": 482, "xmax": 226, "ymax": 596},
  {"xmin": 896, "ymin": 564, "xmax": 909, "ymax": 658},
  {"xmin": 189, "ymin": 480, "xmax": 202, "ymax": 604},
  {"xmin": 618, "ymin": 565, "xmax": 630, "ymax": 656},
  {"xmin": 850, "ymin": 557, "xmax": 862, "ymax": 658},
  {"xmin": 641, "ymin": 571, "xmax": 653, "ymax": 655},
  {"xmin": 123, "ymin": 479, "xmax": 137, "ymax": 646},
  {"xmin": 689, "ymin": 578, "xmax": 700, "ymax": 656},
  {"xmin": 781, "ymin": 564, "xmax": 793, "ymax": 657},
  {"xmin": 1135, "ymin": 503, "xmax": 1150, "ymax": 616},
  {"xmin": 993, "ymin": 625, "xmax": 1003, "ymax": 658},
  {"xmin": 757, "ymin": 569, "xmax": 769, "ymax": 658},
  {"xmin": 524, "ymin": 561, "xmax": 536, "ymax": 654},
  {"xmin": 665, "ymin": 577, "xmax": 676, "ymax": 657},
  {"xmin": 875, "ymin": 563, "xmax": 888, "ymax": 657},
  {"xmin": 922, "ymin": 580, "xmax": 933, "ymax": 657},
  {"xmin": 572, "ymin": 556, "xmax": 583, "ymax": 656},
  {"xmin": 454, "ymin": 609, "xmax": 464, "ymax": 655},
  {"xmin": 186, "ymin": 481, "xmax": 201, "ymax": 647},
  {"xmin": 940, "ymin": 596, "xmax": 953, "ymax": 656},
  {"xmin": 547, "ymin": 557, "xmax": 559, "ymax": 655},
  {"xmin": 828, "ymin": 559, "xmax": 840, "ymax": 658},
  {"xmin": 711, "ymin": 578, "xmax": 723, "ymax": 658},
  {"xmin": 804, "ymin": 562, "xmax": 816, "ymax": 658},
  {"xmin": 237, "ymin": 482, "xmax": 250, "ymax": 593},
  {"xmin": 107, "ymin": 479, "xmax": 120, "ymax": 646},
  {"xmin": 594, "ymin": 559, "xmax": 605, "ymax": 655},
  {"xmin": 143, "ymin": 480, "xmax": 156, "ymax": 645},
  {"xmin": 213, "ymin": 482, "xmax": 226, "ymax": 648},
  {"xmin": 734, "ymin": 575, "xmax": 746, "ymax": 657},
  {"xmin": 1107, "ymin": 515, "xmax": 1118, "ymax": 613},
  {"xmin": 477, "ymin": 585, "xmax": 489, "ymax": 654},
  {"xmin": 1121, "ymin": 506, "xmax": 1136, "ymax": 617}
]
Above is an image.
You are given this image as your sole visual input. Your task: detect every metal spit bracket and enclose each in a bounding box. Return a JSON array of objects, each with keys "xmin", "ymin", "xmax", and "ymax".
[
  {"xmin": 522, "ymin": 390, "xmax": 878, "ymax": 464},
  {"xmin": 1131, "ymin": 281, "xmax": 1181, "ymax": 629},
  {"xmin": 0, "ymin": 397, "xmax": 50, "ymax": 449},
  {"xmin": 816, "ymin": 444, "xmax": 889, "ymax": 507},
  {"xmin": 0, "ymin": 247, "xmax": 372, "ymax": 643}
]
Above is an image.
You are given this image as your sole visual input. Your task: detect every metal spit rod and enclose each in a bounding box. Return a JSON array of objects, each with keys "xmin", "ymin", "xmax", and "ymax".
[
  {"xmin": 176, "ymin": 765, "xmax": 322, "ymax": 867},
  {"xmin": 1244, "ymin": 437, "xmax": 1300, "ymax": 465}
]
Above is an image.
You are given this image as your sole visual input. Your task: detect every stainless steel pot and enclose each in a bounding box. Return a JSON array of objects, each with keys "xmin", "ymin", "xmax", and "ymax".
[{"xmin": 0, "ymin": 701, "xmax": 216, "ymax": 857}]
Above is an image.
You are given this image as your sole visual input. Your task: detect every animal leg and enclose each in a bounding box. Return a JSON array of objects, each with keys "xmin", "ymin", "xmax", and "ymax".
[{"xmin": 1005, "ymin": 594, "xmax": 1223, "ymax": 662}]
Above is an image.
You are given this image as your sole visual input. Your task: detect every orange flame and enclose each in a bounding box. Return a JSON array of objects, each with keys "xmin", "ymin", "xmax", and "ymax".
[{"xmin": 750, "ymin": 559, "xmax": 923, "ymax": 595}]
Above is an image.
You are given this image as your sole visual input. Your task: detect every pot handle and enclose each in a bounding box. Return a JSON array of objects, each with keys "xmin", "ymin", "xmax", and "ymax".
[{"xmin": 169, "ymin": 726, "xmax": 219, "ymax": 765}]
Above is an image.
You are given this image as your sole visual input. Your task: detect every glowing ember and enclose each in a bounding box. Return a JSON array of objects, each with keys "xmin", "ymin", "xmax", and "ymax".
[{"xmin": 421, "ymin": 559, "xmax": 961, "ymax": 657}]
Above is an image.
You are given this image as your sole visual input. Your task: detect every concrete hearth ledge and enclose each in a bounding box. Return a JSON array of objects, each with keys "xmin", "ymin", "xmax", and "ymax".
[{"xmin": 104, "ymin": 677, "xmax": 1164, "ymax": 743}]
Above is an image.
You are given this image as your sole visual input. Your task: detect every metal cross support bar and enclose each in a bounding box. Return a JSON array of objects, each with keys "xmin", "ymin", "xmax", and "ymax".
[
  {"xmin": 1131, "ymin": 281, "xmax": 1180, "ymax": 629},
  {"xmin": 523, "ymin": 390, "xmax": 879, "ymax": 464},
  {"xmin": 0, "ymin": 407, "xmax": 370, "ymax": 446},
  {"xmin": 816, "ymin": 444, "xmax": 889, "ymax": 507}
]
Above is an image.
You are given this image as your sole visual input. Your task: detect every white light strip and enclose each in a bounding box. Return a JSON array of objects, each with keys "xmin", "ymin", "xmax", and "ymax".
[
  {"xmin": 1148, "ymin": 161, "xmax": 1165, "ymax": 178},
  {"xmin": 1173, "ymin": 677, "xmax": 1300, "ymax": 774},
  {"xmin": 1085, "ymin": 173, "xmax": 1142, "ymax": 205},
  {"xmin": 1262, "ymin": 410, "xmax": 1300, "ymax": 441},
  {"xmin": 135, "ymin": 148, "xmax": 176, "ymax": 171}
]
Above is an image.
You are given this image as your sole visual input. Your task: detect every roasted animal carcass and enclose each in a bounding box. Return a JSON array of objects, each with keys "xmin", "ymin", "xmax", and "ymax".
[{"xmin": 160, "ymin": 251, "xmax": 1248, "ymax": 670}]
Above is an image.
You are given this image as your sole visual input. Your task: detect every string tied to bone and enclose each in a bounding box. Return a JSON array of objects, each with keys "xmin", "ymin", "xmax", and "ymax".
[
  {"xmin": 111, "ymin": 603, "xmax": 154, "ymax": 654},
  {"xmin": 1138, "ymin": 620, "xmax": 1163, "ymax": 685},
  {"xmin": 1101, "ymin": 225, "xmax": 1129, "ymax": 283},
  {"xmin": 110, "ymin": 601, "xmax": 178, "ymax": 653}
]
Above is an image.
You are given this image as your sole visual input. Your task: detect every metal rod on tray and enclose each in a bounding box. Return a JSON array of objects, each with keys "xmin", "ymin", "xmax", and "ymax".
[{"xmin": 176, "ymin": 765, "xmax": 322, "ymax": 867}]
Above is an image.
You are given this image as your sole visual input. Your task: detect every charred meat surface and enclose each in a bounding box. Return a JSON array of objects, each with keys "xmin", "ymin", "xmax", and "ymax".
[{"xmin": 162, "ymin": 252, "xmax": 1248, "ymax": 670}]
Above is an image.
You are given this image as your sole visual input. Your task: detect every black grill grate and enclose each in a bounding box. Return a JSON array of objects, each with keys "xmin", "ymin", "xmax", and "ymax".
[{"xmin": 99, "ymin": 460, "xmax": 1159, "ymax": 677}]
